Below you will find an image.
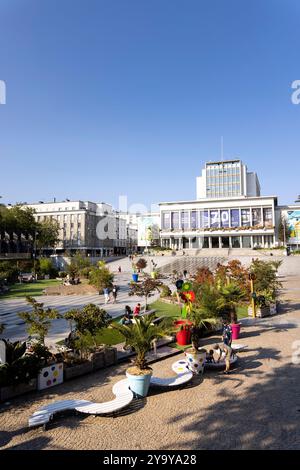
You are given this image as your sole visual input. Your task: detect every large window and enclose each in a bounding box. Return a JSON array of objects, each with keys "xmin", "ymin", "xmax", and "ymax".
[
  {"xmin": 242, "ymin": 236, "xmax": 251, "ymax": 248},
  {"xmin": 252, "ymin": 208, "xmax": 262, "ymax": 226},
  {"xmin": 231, "ymin": 236, "xmax": 241, "ymax": 248},
  {"xmin": 162, "ymin": 212, "xmax": 170, "ymax": 229},
  {"xmin": 200, "ymin": 211, "xmax": 209, "ymax": 228},
  {"xmin": 230, "ymin": 209, "xmax": 240, "ymax": 227},
  {"xmin": 190, "ymin": 211, "xmax": 198, "ymax": 229},
  {"xmin": 220, "ymin": 210, "xmax": 229, "ymax": 228},
  {"xmin": 241, "ymin": 209, "xmax": 250, "ymax": 227},
  {"xmin": 181, "ymin": 211, "xmax": 189, "ymax": 229},
  {"xmin": 263, "ymin": 208, "xmax": 273, "ymax": 228},
  {"xmin": 171, "ymin": 212, "xmax": 180, "ymax": 229},
  {"xmin": 210, "ymin": 210, "xmax": 220, "ymax": 228}
]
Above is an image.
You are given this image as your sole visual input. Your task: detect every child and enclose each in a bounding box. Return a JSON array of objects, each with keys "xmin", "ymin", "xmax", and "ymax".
[{"xmin": 206, "ymin": 349, "xmax": 215, "ymax": 364}]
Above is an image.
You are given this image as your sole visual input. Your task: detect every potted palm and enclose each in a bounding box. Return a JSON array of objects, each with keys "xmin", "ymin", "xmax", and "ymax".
[
  {"xmin": 216, "ymin": 282, "xmax": 246, "ymax": 340},
  {"xmin": 112, "ymin": 314, "xmax": 172, "ymax": 397},
  {"xmin": 186, "ymin": 296, "xmax": 219, "ymax": 374}
]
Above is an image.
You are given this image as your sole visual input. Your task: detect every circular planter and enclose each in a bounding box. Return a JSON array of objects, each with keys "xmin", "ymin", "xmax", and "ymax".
[
  {"xmin": 231, "ymin": 323, "xmax": 241, "ymax": 340},
  {"xmin": 132, "ymin": 273, "xmax": 139, "ymax": 282},
  {"xmin": 185, "ymin": 348, "xmax": 206, "ymax": 374},
  {"xmin": 126, "ymin": 369, "xmax": 153, "ymax": 398},
  {"xmin": 174, "ymin": 320, "xmax": 193, "ymax": 346}
]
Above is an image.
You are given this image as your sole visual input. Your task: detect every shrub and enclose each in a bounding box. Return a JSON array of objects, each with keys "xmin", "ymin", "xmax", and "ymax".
[
  {"xmin": 160, "ymin": 284, "xmax": 172, "ymax": 298},
  {"xmin": 39, "ymin": 258, "xmax": 58, "ymax": 278}
]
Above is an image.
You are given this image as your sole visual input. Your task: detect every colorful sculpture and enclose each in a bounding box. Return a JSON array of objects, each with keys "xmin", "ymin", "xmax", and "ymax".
[{"xmin": 176, "ymin": 279, "xmax": 195, "ymax": 318}]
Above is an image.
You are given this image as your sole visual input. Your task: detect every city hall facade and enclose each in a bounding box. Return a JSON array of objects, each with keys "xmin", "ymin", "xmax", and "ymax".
[{"xmin": 159, "ymin": 159, "xmax": 298, "ymax": 250}]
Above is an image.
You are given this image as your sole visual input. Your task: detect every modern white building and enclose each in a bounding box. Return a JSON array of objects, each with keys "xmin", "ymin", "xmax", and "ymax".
[
  {"xmin": 160, "ymin": 159, "xmax": 278, "ymax": 250},
  {"xmin": 160, "ymin": 196, "xmax": 276, "ymax": 250},
  {"xmin": 196, "ymin": 159, "xmax": 260, "ymax": 199}
]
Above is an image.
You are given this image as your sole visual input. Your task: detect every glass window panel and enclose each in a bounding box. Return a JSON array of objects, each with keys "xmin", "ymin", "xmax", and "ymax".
[
  {"xmin": 191, "ymin": 211, "xmax": 198, "ymax": 229},
  {"xmin": 162, "ymin": 212, "xmax": 170, "ymax": 229},
  {"xmin": 181, "ymin": 211, "xmax": 189, "ymax": 229},
  {"xmin": 171, "ymin": 212, "xmax": 180, "ymax": 229},
  {"xmin": 231, "ymin": 236, "xmax": 241, "ymax": 248},
  {"xmin": 210, "ymin": 210, "xmax": 220, "ymax": 228},
  {"xmin": 200, "ymin": 211, "xmax": 209, "ymax": 228},
  {"xmin": 263, "ymin": 208, "xmax": 273, "ymax": 228},
  {"xmin": 252, "ymin": 208, "xmax": 262, "ymax": 226},
  {"xmin": 230, "ymin": 209, "xmax": 240, "ymax": 227},
  {"xmin": 242, "ymin": 236, "xmax": 251, "ymax": 248},
  {"xmin": 241, "ymin": 209, "xmax": 250, "ymax": 226},
  {"xmin": 220, "ymin": 210, "xmax": 230, "ymax": 227}
]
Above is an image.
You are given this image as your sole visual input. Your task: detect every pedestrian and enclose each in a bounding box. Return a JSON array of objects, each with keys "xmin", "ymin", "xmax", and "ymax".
[
  {"xmin": 222, "ymin": 318, "xmax": 232, "ymax": 347},
  {"xmin": 118, "ymin": 266, "xmax": 122, "ymax": 273},
  {"xmin": 103, "ymin": 286, "xmax": 110, "ymax": 304},
  {"xmin": 213, "ymin": 343, "xmax": 233, "ymax": 374},
  {"xmin": 183, "ymin": 269, "xmax": 188, "ymax": 279},
  {"xmin": 112, "ymin": 285, "xmax": 118, "ymax": 303},
  {"xmin": 133, "ymin": 303, "xmax": 141, "ymax": 316}
]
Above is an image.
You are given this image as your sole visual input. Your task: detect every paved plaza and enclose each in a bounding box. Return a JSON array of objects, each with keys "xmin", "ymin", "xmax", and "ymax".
[{"xmin": 0, "ymin": 256, "xmax": 300, "ymax": 450}]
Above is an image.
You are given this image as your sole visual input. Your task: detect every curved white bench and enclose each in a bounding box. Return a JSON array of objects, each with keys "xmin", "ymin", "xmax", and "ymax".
[
  {"xmin": 28, "ymin": 380, "xmax": 133, "ymax": 428},
  {"xmin": 28, "ymin": 361, "xmax": 194, "ymax": 428}
]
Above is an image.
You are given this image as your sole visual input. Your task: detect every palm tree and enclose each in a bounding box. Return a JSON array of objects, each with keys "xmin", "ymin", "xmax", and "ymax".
[
  {"xmin": 112, "ymin": 314, "xmax": 173, "ymax": 370},
  {"xmin": 216, "ymin": 282, "xmax": 246, "ymax": 322}
]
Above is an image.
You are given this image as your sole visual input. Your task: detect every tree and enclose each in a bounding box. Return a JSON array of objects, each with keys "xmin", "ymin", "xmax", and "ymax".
[
  {"xmin": 89, "ymin": 262, "xmax": 114, "ymax": 291},
  {"xmin": 129, "ymin": 276, "xmax": 162, "ymax": 311},
  {"xmin": 135, "ymin": 258, "xmax": 147, "ymax": 271},
  {"xmin": 216, "ymin": 282, "xmax": 246, "ymax": 322},
  {"xmin": 18, "ymin": 296, "xmax": 61, "ymax": 344},
  {"xmin": 278, "ymin": 216, "xmax": 290, "ymax": 244},
  {"xmin": 65, "ymin": 304, "xmax": 111, "ymax": 338},
  {"xmin": 36, "ymin": 219, "xmax": 60, "ymax": 251}
]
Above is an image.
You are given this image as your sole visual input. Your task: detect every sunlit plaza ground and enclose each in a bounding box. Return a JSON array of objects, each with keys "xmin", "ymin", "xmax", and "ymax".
[{"xmin": 1, "ymin": 256, "xmax": 300, "ymax": 450}]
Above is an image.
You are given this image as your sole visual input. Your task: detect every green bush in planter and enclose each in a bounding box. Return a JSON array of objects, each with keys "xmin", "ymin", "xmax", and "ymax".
[{"xmin": 0, "ymin": 341, "xmax": 42, "ymax": 387}]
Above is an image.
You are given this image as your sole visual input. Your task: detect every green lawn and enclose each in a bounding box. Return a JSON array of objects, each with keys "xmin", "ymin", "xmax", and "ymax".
[
  {"xmin": 148, "ymin": 300, "xmax": 182, "ymax": 318},
  {"xmin": 237, "ymin": 304, "xmax": 249, "ymax": 319},
  {"xmin": 1, "ymin": 279, "xmax": 61, "ymax": 298}
]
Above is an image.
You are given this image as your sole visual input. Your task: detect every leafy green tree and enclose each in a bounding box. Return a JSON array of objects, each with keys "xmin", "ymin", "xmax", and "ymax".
[
  {"xmin": 89, "ymin": 263, "xmax": 114, "ymax": 291},
  {"xmin": 39, "ymin": 258, "xmax": 58, "ymax": 278},
  {"xmin": 129, "ymin": 276, "xmax": 162, "ymax": 310},
  {"xmin": 36, "ymin": 219, "xmax": 60, "ymax": 251},
  {"xmin": 18, "ymin": 296, "xmax": 61, "ymax": 344}
]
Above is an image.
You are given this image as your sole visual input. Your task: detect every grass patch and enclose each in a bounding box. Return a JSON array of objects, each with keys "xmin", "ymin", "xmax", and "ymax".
[
  {"xmin": 237, "ymin": 304, "xmax": 249, "ymax": 319},
  {"xmin": 1, "ymin": 279, "xmax": 61, "ymax": 298},
  {"xmin": 148, "ymin": 300, "xmax": 181, "ymax": 318}
]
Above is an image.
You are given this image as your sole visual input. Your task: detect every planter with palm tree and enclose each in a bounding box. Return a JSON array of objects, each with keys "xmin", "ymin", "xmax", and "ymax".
[
  {"xmin": 186, "ymin": 305, "xmax": 218, "ymax": 373},
  {"xmin": 216, "ymin": 282, "xmax": 246, "ymax": 340},
  {"xmin": 112, "ymin": 314, "xmax": 172, "ymax": 397}
]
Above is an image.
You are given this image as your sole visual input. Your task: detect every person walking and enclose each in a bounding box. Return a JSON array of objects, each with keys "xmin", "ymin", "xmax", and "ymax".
[
  {"xmin": 112, "ymin": 285, "xmax": 118, "ymax": 303},
  {"xmin": 103, "ymin": 286, "xmax": 110, "ymax": 304},
  {"xmin": 118, "ymin": 266, "xmax": 122, "ymax": 273},
  {"xmin": 222, "ymin": 318, "xmax": 232, "ymax": 347}
]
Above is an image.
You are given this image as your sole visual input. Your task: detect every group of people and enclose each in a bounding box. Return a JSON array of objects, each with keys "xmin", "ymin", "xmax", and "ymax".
[
  {"xmin": 103, "ymin": 285, "xmax": 119, "ymax": 304},
  {"xmin": 205, "ymin": 318, "xmax": 233, "ymax": 374},
  {"xmin": 121, "ymin": 303, "xmax": 141, "ymax": 325}
]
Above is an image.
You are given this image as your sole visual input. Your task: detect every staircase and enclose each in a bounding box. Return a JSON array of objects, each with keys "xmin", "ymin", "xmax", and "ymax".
[{"xmin": 158, "ymin": 256, "xmax": 226, "ymax": 276}]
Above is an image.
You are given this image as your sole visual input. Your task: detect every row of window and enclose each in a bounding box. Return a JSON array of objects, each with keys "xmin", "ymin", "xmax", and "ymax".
[
  {"xmin": 161, "ymin": 207, "xmax": 273, "ymax": 230},
  {"xmin": 36, "ymin": 214, "xmax": 82, "ymax": 223},
  {"xmin": 162, "ymin": 234, "xmax": 274, "ymax": 249}
]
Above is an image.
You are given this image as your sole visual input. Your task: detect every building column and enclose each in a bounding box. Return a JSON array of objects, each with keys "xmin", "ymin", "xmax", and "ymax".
[
  {"xmin": 240, "ymin": 236, "xmax": 243, "ymax": 248},
  {"xmin": 219, "ymin": 236, "xmax": 222, "ymax": 248},
  {"xmin": 250, "ymin": 236, "xmax": 254, "ymax": 248},
  {"xmin": 229, "ymin": 236, "xmax": 232, "ymax": 248},
  {"xmin": 209, "ymin": 237, "xmax": 212, "ymax": 249}
]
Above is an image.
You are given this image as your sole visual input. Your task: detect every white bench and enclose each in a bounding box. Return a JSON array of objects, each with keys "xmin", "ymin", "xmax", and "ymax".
[
  {"xmin": 150, "ymin": 371, "xmax": 193, "ymax": 387},
  {"xmin": 28, "ymin": 379, "xmax": 133, "ymax": 429}
]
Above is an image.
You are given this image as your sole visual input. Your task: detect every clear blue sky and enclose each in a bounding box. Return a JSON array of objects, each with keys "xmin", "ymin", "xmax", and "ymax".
[{"xmin": 1, "ymin": 0, "xmax": 300, "ymax": 210}]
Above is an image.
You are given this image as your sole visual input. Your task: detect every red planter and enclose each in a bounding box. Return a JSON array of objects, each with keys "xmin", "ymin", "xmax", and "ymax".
[
  {"xmin": 231, "ymin": 323, "xmax": 241, "ymax": 340},
  {"xmin": 175, "ymin": 320, "xmax": 193, "ymax": 346}
]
